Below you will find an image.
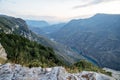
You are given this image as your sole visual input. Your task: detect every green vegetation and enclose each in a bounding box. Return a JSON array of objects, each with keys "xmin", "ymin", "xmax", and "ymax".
[
  {"xmin": 0, "ymin": 33, "xmax": 64, "ymax": 67},
  {"xmin": 0, "ymin": 16, "xmax": 15, "ymax": 33},
  {"xmin": 66, "ymin": 60, "xmax": 112, "ymax": 76},
  {"xmin": 0, "ymin": 15, "xmax": 112, "ymax": 76},
  {"xmin": 0, "ymin": 33, "xmax": 111, "ymax": 76},
  {"xmin": 73, "ymin": 60, "xmax": 101, "ymax": 72}
]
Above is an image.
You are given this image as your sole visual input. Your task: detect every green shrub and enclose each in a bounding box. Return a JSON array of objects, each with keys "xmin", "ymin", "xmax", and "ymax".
[{"xmin": 66, "ymin": 60, "xmax": 112, "ymax": 76}]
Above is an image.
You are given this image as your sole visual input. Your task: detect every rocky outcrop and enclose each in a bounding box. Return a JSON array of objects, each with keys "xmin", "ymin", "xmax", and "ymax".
[
  {"xmin": 0, "ymin": 43, "xmax": 7, "ymax": 60},
  {"xmin": 103, "ymin": 68, "xmax": 120, "ymax": 80},
  {"xmin": 0, "ymin": 63, "xmax": 115, "ymax": 80}
]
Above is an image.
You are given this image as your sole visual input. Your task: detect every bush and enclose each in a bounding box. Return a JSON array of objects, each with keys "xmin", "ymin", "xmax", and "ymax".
[{"xmin": 66, "ymin": 60, "xmax": 112, "ymax": 76}]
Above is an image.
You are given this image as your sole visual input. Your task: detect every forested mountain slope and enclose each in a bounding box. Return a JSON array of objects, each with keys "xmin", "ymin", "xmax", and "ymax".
[{"xmin": 50, "ymin": 14, "xmax": 120, "ymax": 70}]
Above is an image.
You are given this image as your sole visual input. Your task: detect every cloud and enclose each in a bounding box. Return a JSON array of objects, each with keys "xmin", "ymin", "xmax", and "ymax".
[
  {"xmin": 73, "ymin": 0, "xmax": 117, "ymax": 9},
  {"xmin": 0, "ymin": 0, "xmax": 120, "ymax": 23},
  {"xmin": 18, "ymin": 14, "xmax": 62, "ymax": 23}
]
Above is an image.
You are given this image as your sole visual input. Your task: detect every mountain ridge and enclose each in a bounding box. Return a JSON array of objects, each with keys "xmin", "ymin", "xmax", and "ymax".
[
  {"xmin": 49, "ymin": 13, "xmax": 120, "ymax": 70},
  {"xmin": 26, "ymin": 20, "xmax": 49, "ymax": 28},
  {"xmin": 0, "ymin": 14, "xmax": 83, "ymax": 64}
]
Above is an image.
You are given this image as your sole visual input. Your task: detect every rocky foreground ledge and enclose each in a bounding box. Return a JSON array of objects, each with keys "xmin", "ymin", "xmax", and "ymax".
[{"xmin": 0, "ymin": 63, "xmax": 116, "ymax": 80}]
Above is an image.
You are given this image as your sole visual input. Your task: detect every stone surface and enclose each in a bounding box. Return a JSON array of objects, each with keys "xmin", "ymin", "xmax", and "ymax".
[
  {"xmin": 0, "ymin": 43, "xmax": 7, "ymax": 60},
  {"xmin": 0, "ymin": 63, "xmax": 116, "ymax": 80},
  {"xmin": 103, "ymin": 68, "xmax": 120, "ymax": 80}
]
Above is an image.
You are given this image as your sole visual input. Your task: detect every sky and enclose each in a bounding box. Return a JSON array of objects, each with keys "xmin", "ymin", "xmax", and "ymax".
[{"xmin": 0, "ymin": 0, "xmax": 120, "ymax": 23}]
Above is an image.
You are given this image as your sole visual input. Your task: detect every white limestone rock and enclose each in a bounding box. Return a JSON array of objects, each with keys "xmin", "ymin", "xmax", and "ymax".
[
  {"xmin": 66, "ymin": 71, "xmax": 115, "ymax": 80},
  {"xmin": 0, "ymin": 63, "xmax": 116, "ymax": 80},
  {"xmin": 103, "ymin": 68, "xmax": 120, "ymax": 80},
  {"xmin": 0, "ymin": 43, "xmax": 7, "ymax": 60}
]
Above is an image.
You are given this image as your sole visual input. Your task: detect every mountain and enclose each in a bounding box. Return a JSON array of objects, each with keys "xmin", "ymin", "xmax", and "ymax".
[
  {"xmin": 0, "ymin": 14, "xmax": 83, "ymax": 64},
  {"xmin": 41, "ymin": 23, "xmax": 65, "ymax": 33},
  {"xmin": 28, "ymin": 26, "xmax": 44, "ymax": 35},
  {"xmin": 28, "ymin": 23, "xmax": 66, "ymax": 38},
  {"xmin": 50, "ymin": 14, "xmax": 120, "ymax": 70},
  {"xmin": 26, "ymin": 20, "xmax": 49, "ymax": 28},
  {"xmin": 1, "ymin": 15, "xmax": 118, "ymax": 79}
]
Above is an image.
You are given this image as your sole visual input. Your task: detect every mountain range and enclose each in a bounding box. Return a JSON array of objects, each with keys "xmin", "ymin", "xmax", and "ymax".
[
  {"xmin": 28, "ymin": 14, "xmax": 120, "ymax": 70},
  {"xmin": 0, "ymin": 14, "xmax": 120, "ymax": 79},
  {"xmin": 0, "ymin": 15, "xmax": 83, "ymax": 64},
  {"xmin": 27, "ymin": 21, "xmax": 66, "ymax": 38},
  {"xmin": 26, "ymin": 20, "xmax": 49, "ymax": 28},
  {"xmin": 1, "ymin": 13, "xmax": 120, "ymax": 71},
  {"xmin": 47, "ymin": 14, "xmax": 120, "ymax": 70}
]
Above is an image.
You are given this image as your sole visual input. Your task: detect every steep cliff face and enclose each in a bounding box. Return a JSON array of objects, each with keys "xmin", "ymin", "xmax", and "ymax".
[
  {"xmin": 0, "ymin": 43, "xmax": 7, "ymax": 60},
  {"xmin": 0, "ymin": 15, "xmax": 35, "ymax": 41},
  {"xmin": 0, "ymin": 63, "xmax": 116, "ymax": 80}
]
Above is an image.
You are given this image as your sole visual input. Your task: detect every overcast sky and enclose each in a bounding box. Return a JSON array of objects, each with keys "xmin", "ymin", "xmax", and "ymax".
[{"xmin": 0, "ymin": 0, "xmax": 120, "ymax": 23}]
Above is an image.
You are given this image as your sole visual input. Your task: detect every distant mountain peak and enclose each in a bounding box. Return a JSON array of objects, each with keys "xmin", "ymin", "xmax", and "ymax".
[
  {"xmin": 91, "ymin": 13, "xmax": 120, "ymax": 18},
  {"xmin": 26, "ymin": 20, "xmax": 49, "ymax": 28}
]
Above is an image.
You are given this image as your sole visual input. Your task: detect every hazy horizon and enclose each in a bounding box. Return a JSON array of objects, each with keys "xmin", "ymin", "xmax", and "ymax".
[{"xmin": 0, "ymin": 0, "xmax": 120, "ymax": 23}]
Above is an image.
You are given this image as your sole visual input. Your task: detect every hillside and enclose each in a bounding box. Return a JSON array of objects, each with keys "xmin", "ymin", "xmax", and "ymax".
[
  {"xmin": 0, "ymin": 14, "xmax": 112, "ymax": 75},
  {"xmin": 1, "ymin": 14, "xmax": 119, "ymax": 76},
  {"xmin": 0, "ymin": 33, "xmax": 64, "ymax": 67},
  {"xmin": 0, "ymin": 33, "xmax": 109, "ymax": 74},
  {"xmin": 0, "ymin": 15, "xmax": 83, "ymax": 64},
  {"xmin": 50, "ymin": 14, "xmax": 120, "ymax": 70},
  {"xmin": 28, "ymin": 23, "xmax": 66, "ymax": 38}
]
